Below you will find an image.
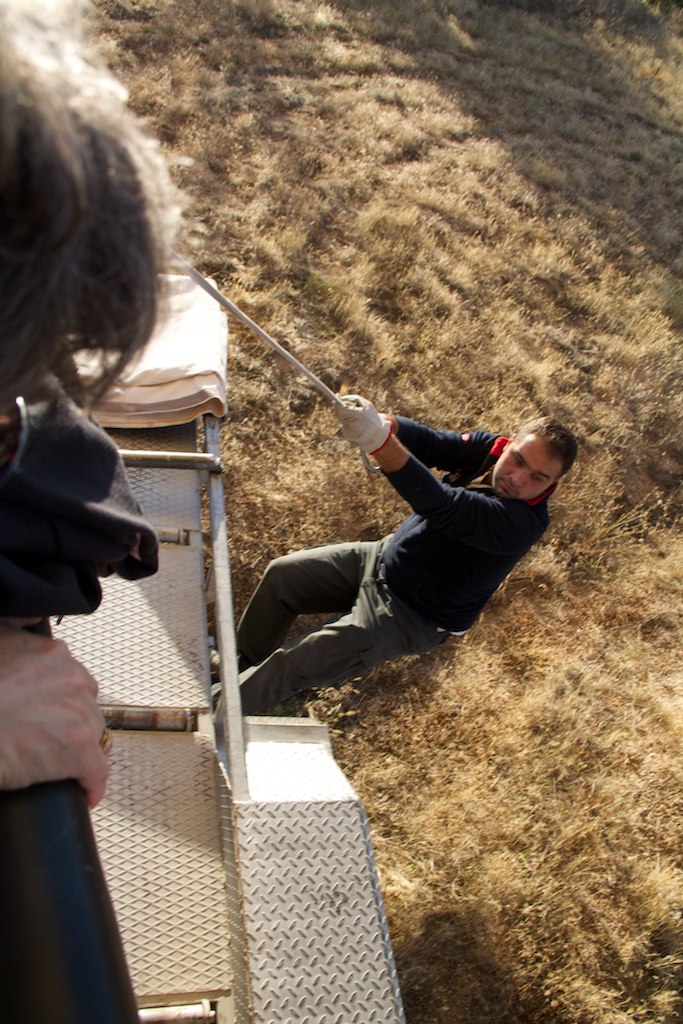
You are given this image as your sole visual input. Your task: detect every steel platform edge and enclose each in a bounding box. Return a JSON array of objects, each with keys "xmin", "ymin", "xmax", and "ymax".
[{"xmin": 220, "ymin": 716, "xmax": 406, "ymax": 1024}]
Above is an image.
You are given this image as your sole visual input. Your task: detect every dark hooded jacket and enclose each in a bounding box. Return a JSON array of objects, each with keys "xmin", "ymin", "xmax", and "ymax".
[{"xmin": 0, "ymin": 387, "xmax": 157, "ymax": 617}]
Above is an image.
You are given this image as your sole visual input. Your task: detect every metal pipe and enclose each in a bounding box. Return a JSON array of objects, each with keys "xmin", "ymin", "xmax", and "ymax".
[
  {"xmin": 203, "ymin": 415, "xmax": 250, "ymax": 801},
  {"xmin": 171, "ymin": 254, "xmax": 344, "ymax": 408},
  {"xmin": 120, "ymin": 449, "xmax": 222, "ymax": 472},
  {"xmin": 156, "ymin": 527, "xmax": 191, "ymax": 546},
  {"xmin": 172, "ymin": 255, "xmax": 382, "ymax": 474},
  {"xmin": 138, "ymin": 1001, "xmax": 214, "ymax": 1022},
  {"xmin": 0, "ymin": 780, "xmax": 139, "ymax": 1024},
  {"xmin": 102, "ymin": 705, "xmax": 197, "ymax": 732}
]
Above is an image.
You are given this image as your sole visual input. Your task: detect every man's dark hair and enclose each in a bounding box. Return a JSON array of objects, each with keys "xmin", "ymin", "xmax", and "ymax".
[
  {"xmin": 0, "ymin": 0, "xmax": 180, "ymax": 408},
  {"xmin": 515, "ymin": 416, "xmax": 578, "ymax": 476}
]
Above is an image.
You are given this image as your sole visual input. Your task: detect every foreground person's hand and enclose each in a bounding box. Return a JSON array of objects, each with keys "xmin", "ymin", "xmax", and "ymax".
[{"xmin": 0, "ymin": 626, "xmax": 109, "ymax": 808}]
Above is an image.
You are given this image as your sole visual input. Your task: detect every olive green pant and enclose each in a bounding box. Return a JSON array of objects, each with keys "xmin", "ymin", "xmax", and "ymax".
[{"xmin": 237, "ymin": 537, "xmax": 448, "ymax": 714}]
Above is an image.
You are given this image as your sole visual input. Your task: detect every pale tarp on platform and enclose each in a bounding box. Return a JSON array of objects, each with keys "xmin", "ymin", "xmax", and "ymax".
[{"xmin": 91, "ymin": 273, "xmax": 227, "ymax": 427}]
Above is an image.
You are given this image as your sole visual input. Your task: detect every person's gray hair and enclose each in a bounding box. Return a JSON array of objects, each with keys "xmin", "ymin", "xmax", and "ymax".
[{"xmin": 0, "ymin": 0, "xmax": 181, "ymax": 406}]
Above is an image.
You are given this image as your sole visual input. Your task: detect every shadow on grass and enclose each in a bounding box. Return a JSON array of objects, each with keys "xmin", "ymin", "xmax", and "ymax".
[
  {"xmin": 326, "ymin": 0, "xmax": 682, "ymax": 268},
  {"xmin": 116, "ymin": 0, "xmax": 682, "ymax": 304},
  {"xmin": 395, "ymin": 906, "xmax": 525, "ymax": 1024}
]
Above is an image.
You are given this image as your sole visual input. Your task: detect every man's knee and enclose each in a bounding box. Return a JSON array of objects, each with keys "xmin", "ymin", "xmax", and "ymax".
[
  {"xmin": 260, "ymin": 546, "xmax": 326, "ymax": 598},
  {"xmin": 257, "ymin": 553, "xmax": 296, "ymax": 598}
]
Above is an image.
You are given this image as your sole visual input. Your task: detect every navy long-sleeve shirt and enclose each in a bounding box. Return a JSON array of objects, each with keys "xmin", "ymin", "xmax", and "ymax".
[{"xmin": 381, "ymin": 418, "xmax": 550, "ymax": 631}]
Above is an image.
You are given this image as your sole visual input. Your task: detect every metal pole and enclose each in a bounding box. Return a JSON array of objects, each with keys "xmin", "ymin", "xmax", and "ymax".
[
  {"xmin": 172, "ymin": 255, "xmax": 382, "ymax": 474},
  {"xmin": 203, "ymin": 414, "xmax": 249, "ymax": 802},
  {"xmin": 0, "ymin": 780, "xmax": 139, "ymax": 1024},
  {"xmin": 171, "ymin": 253, "xmax": 344, "ymax": 408},
  {"xmin": 0, "ymin": 619, "xmax": 138, "ymax": 1023},
  {"xmin": 120, "ymin": 449, "xmax": 222, "ymax": 472}
]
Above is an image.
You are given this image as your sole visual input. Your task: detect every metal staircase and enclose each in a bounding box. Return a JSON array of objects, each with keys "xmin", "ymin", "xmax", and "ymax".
[{"xmin": 56, "ymin": 417, "xmax": 405, "ymax": 1024}]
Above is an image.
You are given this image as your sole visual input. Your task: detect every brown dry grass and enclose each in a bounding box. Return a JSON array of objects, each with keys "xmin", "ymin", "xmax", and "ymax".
[{"xmin": 94, "ymin": 1, "xmax": 682, "ymax": 1020}]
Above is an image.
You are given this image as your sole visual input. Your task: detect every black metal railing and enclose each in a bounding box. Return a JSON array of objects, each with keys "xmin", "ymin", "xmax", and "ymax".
[{"xmin": 0, "ymin": 779, "xmax": 139, "ymax": 1024}]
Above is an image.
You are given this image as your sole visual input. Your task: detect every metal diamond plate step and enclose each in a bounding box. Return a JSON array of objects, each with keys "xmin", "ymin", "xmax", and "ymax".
[
  {"xmin": 114, "ymin": 424, "xmax": 203, "ymax": 532},
  {"xmin": 244, "ymin": 719, "xmax": 355, "ymax": 804},
  {"xmin": 92, "ymin": 730, "xmax": 232, "ymax": 1007},
  {"xmin": 54, "ymin": 543, "xmax": 211, "ymax": 708},
  {"xmin": 125, "ymin": 465, "xmax": 202, "ymax": 532},
  {"xmin": 236, "ymin": 720, "xmax": 406, "ymax": 1024},
  {"xmin": 109, "ymin": 423, "xmax": 199, "ymax": 453}
]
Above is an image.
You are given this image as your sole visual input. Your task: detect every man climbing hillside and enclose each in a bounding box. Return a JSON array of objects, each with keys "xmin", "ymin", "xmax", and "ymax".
[{"xmin": 238, "ymin": 395, "xmax": 578, "ymax": 714}]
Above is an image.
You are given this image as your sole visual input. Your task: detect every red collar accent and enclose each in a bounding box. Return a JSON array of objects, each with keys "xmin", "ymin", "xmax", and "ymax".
[
  {"xmin": 525, "ymin": 482, "xmax": 557, "ymax": 505},
  {"xmin": 491, "ymin": 435, "xmax": 556, "ymax": 505},
  {"xmin": 490, "ymin": 435, "xmax": 509, "ymax": 457}
]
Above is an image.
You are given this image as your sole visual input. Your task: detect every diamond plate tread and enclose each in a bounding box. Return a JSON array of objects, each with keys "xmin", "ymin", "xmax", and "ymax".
[
  {"xmin": 110, "ymin": 422, "xmax": 202, "ymax": 530},
  {"xmin": 125, "ymin": 465, "xmax": 202, "ymax": 532},
  {"xmin": 109, "ymin": 423, "xmax": 198, "ymax": 452},
  {"xmin": 54, "ymin": 544, "xmax": 210, "ymax": 708},
  {"xmin": 245, "ymin": 736, "xmax": 357, "ymax": 804},
  {"xmin": 236, "ymin": 799, "xmax": 405, "ymax": 1024},
  {"xmin": 93, "ymin": 731, "xmax": 232, "ymax": 1005}
]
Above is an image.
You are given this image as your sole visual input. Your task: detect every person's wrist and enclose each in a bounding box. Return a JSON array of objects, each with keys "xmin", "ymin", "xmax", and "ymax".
[
  {"xmin": 364, "ymin": 413, "xmax": 391, "ymax": 454},
  {"xmin": 369, "ymin": 423, "xmax": 393, "ymax": 455}
]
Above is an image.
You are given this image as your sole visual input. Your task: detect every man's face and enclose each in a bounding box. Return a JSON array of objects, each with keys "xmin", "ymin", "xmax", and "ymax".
[{"xmin": 491, "ymin": 433, "xmax": 564, "ymax": 502}]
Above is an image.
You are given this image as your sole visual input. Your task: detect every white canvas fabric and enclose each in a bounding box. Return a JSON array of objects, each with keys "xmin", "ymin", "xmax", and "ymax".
[{"xmin": 91, "ymin": 274, "xmax": 227, "ymax": 426}]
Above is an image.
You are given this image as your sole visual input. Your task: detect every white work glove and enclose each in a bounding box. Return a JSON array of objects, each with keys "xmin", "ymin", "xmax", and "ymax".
[{"xmin": 335, "ymin": 395, "xmax": 392, "ymax": 453}]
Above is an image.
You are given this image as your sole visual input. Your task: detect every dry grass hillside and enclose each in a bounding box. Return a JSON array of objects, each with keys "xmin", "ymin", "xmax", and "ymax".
[{"xmin": 94, "ymin": 1, "xmax": 682, "ymax": 1021}]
